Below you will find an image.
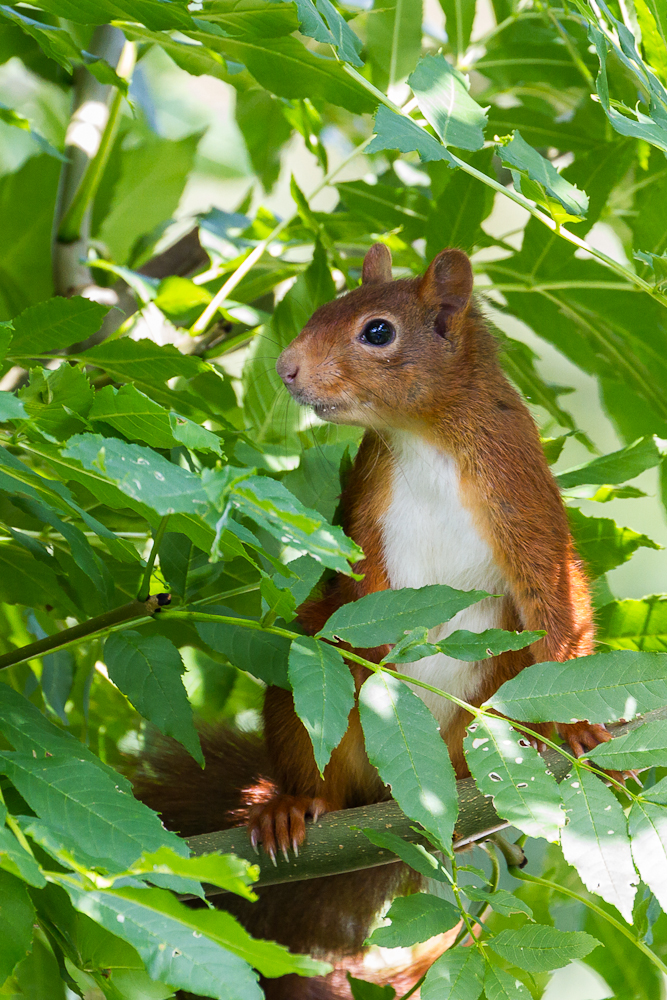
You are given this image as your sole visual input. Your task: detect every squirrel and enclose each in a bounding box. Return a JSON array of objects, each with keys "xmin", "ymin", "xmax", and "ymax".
[{"xmin": 133, "ymin": 245, "xmax": 613, "ymax": 999}]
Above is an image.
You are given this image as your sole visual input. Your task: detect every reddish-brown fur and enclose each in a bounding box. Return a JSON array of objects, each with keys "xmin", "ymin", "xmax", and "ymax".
[{"xmin": 134, "ymin": 246, "xmax": 611, "ymax": 999}]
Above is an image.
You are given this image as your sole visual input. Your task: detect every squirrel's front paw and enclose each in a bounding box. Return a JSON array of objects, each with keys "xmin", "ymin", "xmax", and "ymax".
[
  {"xmin": 556, "ymin": 720, "xmax": 612, "ymax": 757},
  {"xmin": 247, "ymin": 794, "xmax": 330, "ymax": 865}
]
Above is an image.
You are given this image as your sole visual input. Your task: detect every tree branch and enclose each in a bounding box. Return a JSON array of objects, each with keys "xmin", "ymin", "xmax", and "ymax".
[{"xmin": 187, "ymin": 708, "xmax": 667, "ymax": 895}]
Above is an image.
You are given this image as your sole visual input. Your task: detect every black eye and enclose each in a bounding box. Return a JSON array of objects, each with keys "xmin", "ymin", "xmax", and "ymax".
[{"xmin": 360, "ymin": 319, "xmax": 395, "ymax": 346}]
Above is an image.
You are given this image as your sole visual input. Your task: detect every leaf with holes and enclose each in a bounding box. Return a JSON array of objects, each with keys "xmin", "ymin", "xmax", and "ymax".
[
  {"xmin": 464, "ymin": 715, "xmax": 564, "ymax": 841},
  {"xmin": 359, "ymin": 671, "xmax": 458, "ymax": 850},
  {"xmin": 560, "ymin": 767, "xmax": 638, "ymax": 921}
]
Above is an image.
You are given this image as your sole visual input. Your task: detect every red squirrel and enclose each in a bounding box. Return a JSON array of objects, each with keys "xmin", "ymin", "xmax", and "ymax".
[{"xmin": 134, "ymin": 245, "xmax": 611, "ymax": 999}]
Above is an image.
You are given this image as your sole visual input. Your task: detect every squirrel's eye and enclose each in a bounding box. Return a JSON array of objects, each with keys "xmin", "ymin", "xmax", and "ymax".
[{"xmin": 360, "ymin": 319, "xmax": 395, "ymax": 346}]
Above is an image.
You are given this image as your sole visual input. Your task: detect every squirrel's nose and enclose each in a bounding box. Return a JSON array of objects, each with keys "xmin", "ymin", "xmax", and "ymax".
[{"xmin": 276, "ymin": 350, "xmax": 300, "ymax": 386}]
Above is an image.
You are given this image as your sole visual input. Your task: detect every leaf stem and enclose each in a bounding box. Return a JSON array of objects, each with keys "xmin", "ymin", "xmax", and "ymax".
[
  {"xmin": 138, "ymin": 514, "xmax": 171, "ymax": 600},
  {"xmin": 57, "ymin": 39, "xmax": 136, "ymax": 244},
  {"xmin": 190, "ymin": 135, "xmax": 374, "ymax": 334},
  {"xmin": 508, "ymin": 867, "xmax": 667, "ymax": 977}
]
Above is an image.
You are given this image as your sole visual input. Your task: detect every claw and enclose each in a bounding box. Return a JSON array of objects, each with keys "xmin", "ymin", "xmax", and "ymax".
[
  {"xmin": 292, "ymin": 838, "xmax": 299, "ymax": 858},
  {"xmin": 267, "ymin": 845, "xmax": 277, "ymax": 866},
  {"xmin": 282, "ymin": 845, "xmax": 290, "ymax": 863},
  {"xmin": 250, "ymin": 828, "xmax": 259, "ymax": 854}
]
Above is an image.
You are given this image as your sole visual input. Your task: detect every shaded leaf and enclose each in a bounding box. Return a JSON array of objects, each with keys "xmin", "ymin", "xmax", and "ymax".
[
  {"xmin": 421, "ymin": 948, "xmax": 485, "ymax": 1000},
  {"xmin": 9, "ymin": 296, "xmax": 107, "ymax": 356},
  {"xmin": 104, "ymin": 631, "xmax": 203, "ymax": 765},
  {"xmin": 0, "ymin": 871, "xmax": 34, "ymax": 983},
  {"xmin": 587, "ymin": 719, "xmax": 667, "ymax": 770},
  {"xmin": 195, "ymin": 609, "xmax": 290, "ymax": 688},
  {"xmin": 367, "ymin": 892, "xmax": 459, "ymax": 947},
  {"xmin": 289, "ymin": 636, "xmax": 354, "ymax": 774},
  {"xmin": 568, "ymin": 506, "xmax": 661, "ymax": 578}
]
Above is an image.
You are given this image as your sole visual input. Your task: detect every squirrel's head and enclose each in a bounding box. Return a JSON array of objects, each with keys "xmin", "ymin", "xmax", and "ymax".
[{"xmin": 275, "ymin": 245, "xmax": 477, "ymax": 430}]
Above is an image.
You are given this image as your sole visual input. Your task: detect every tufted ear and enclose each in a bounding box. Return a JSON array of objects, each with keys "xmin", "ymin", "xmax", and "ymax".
[
  {"xmin": 362, "ymin": 243, "xmax": 393, "ymax": 284},
  {"xmin": 419, "ymin": 249, "xmax": 473, "ymax": 336}
]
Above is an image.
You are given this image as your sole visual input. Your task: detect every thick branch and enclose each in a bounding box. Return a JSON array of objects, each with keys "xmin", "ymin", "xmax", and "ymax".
[{"xmin": 187, "ymin": 708, "xmax": 667, "ymax": 895}]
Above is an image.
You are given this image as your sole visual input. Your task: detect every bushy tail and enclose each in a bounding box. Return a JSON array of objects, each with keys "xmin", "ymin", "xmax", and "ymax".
[{"xmin": 131, "ymin": 726, "xmax": 448, "ymax": 998}]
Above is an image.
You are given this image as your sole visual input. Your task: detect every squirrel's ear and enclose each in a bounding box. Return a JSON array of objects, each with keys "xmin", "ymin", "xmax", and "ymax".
[
  {"xmin": 362, "ymin": 243, "xmax": 392, "ymax": 284},
  {"xmin": 419, "ymin": 249, "xmax": 473, "ymax": 323}
]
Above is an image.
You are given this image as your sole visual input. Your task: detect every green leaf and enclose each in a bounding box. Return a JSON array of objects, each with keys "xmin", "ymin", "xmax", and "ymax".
[
  {"xmin": 90, "ymin": 383, "xmax": 222, "ymax": 454},
  {"xmin": 408, "ymin": 54, "xmax": 487, "ymax": 151},
  {"xmin": 360, "ymin": 827, "xmax": 448, "ymax": 881},
  {"xmin": 336, "ymin": 180, "xmax": 430, "ymax": 245},
  {"xmin": 292, "ymin": 0, "xmax": 363, "ymax": 67},
  {"xmin": 556, "ymin": 436, "xmax": 664, "ymax": 489},
  {"xmin": 319, "ymin": 584, "xmax": 491, "ymax": 646},
  {"xmin": 34, "ymin": 0, "xmax": 193, "ymax": 30},
  {"xmin": 227, "ymin": 475, "xmax": 362, "ymax": 575},
  {"xmin": 0, "ymin": 683, "xmax": 123, "ymax": 779},
  {"xmin": 464, "ymin": 714, "xmax": 564, "ymax": 841},
  {"xmin": 62, "ymin": 433, "xmax": 210, "ymax": 518},
  {"xmin": 0, "ymin": 391, "xmax": 26, "ymax": 420},
  {"xmin": 568, "ymin": 506, "xmax": 661, "ymax": 578},
  {"xmin": 197, "ymin": 0, "xmax": 299, "ymax": 37},
  {"xmin": 587, "ymin": 719, "xmax": 667, "ymax": 770},
  {"xmin": 462, "ymin": 885, "xmax": 532, "ymax": 916},
  {"xmin": 236, "ymin": 88, "xmax": 292, "ymax": 192},
  {"xmin": 0, "ymin": 539, "xmax": 77, "ymax": 613},
  {"xmin": 0, "ymin": 753, "xmax": 187, "ymax": 874},
  {"xmin": 0, "ymin": 5, "xmax": 81, "ymax": 72},
  {"xmin": 159, "ymin": 532, "xmax": 225, "ymax": 601},
  {"xmin": 195, "ymin": 610, "xmax": 290, "ymax": 688},
  {"xmin": 488, "ymin": 649, "xmax": 667, "ymax": 723},
  {"xmin": 366, "ymin": 0, "xmax": 422, "ymax": 89},
  {"xmin": 288, "ymin": 636, "xmax": 354, "ymax": 774},
  {"xmin": 19, "ymin": 363, "xmax": 93, "ymax": 440},
  {"xmin": 186, "ymin": 29, "xmax": 375, "ymax": 114},
  {"xmin": 367, "ymin": 892, "xmax": 460, "ymax": 947},
  {"xmin": 629, "ymin": 796, "xmax": 667, "ymax": 911},
  {"xmin": 587, "ymin": 7, "xmax": 667, "ymax": 155},
  {"xmin": 499, "ymin": 131, "xmax": 589, "ymax": 218},
  {"xmin": 359, "ymin": 671, "xmax": 458, "ymax": 849},
  {"xmin": 488, "ymin": 924, "xmax": 600, "ymax": 972},
  {"xmin": 104, "ymin": 631, "xmax": 203, "ymax": 765},
  {"xmin": 8, "ymin": 295, "xmax": 108, "ymax": 356},
  {"xmin": 366, "ymin": 104, "xmax": 456, "ymax": 164},
  {"xmin": 425, "ymin": 147, "xmax": 495, "ymax": 256},
  {"xmin": 436, "ymin": 628, "xmax": 545, "ymax": 661},
  {"xmin": 0, "ymin": 156, "xmax": 59, "ymax": 320},
  {"xmin": 0, "ymin": 871, "xmax": 34, "ymax": 983},
  {"xmin": 483, "ymin": 965, "xmax": 531, "ymax": 1000},
  {"xmin": 421, "ymin": 948, "xmax": 485, "ymax": 1000},
  {"xmin": 438, "ymin": 0, "xmax": 475, "ymax": 56},
  {"xmin": 0, "ymin": 826, "xmax": 46, "ymax": 888},
  {"xmin": 560, "ymin": 767, "xmax": 639, "ymax": 920},
  {"xmin": 60, "ymin": 882, "xmax": 263, "ymax": 999},
  {"xmin": 128, "ymin": 846, "xmax": 257, "ymax": 900},
  {"xmin": 77, "ymin": 337, "xmax": 205, "ymax": 387},
  {"xmin": 98, "ymin": 133, "xmax": 200, "ymax": 264},
  {"xmin": 347, "ymin": 975, "xmax": 395, "ymax": 1000},
  {"xmin": 597, "ymin": 596, "xmax": 667, "ymax": 652}
]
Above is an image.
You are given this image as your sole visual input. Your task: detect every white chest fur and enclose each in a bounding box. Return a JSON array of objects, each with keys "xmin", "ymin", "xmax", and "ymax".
[{"xmin": 380, "ymin": 432, "xmax": 506, "ymax": 729}]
